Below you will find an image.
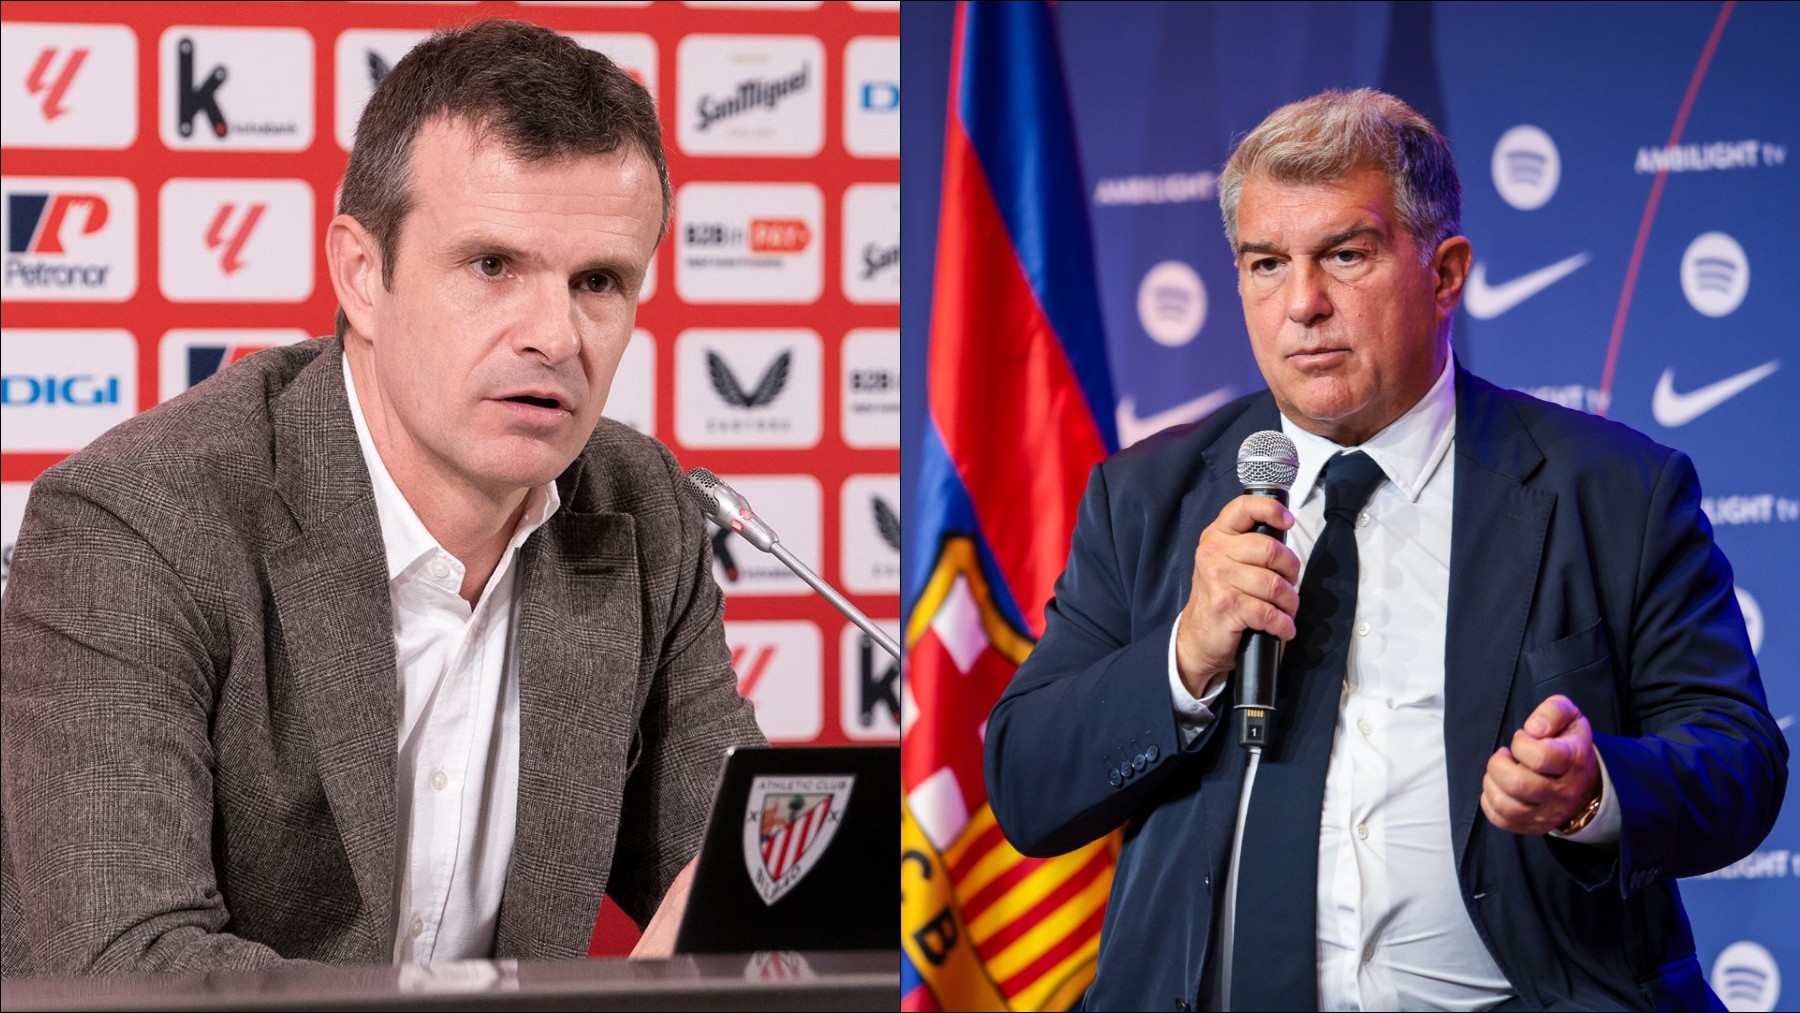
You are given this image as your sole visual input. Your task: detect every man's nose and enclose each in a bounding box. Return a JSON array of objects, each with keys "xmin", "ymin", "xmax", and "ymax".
[
  {"xmin": 1285, "ymin": 261, "xmax": 1332, "ymax": 327},
  {"xmin": 515, "ymin": 279, "xmax": 582, "ymax": 365}
]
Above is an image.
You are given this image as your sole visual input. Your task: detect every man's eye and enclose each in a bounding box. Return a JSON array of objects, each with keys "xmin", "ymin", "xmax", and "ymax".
[
  {"xmin": 475, "ymin": 256, "xmax": 505, "ymax": 278},
  {"xmin": 1251, "ymin": 258, "xmax": 1280, "ymax": 274},
  {"xmin": 580, "ymin": 272, "xmax": 616, "ymax": 295},
  {"xmin": 1330, "ymin": 249, "xmax": 1365, "ymax": 265}
]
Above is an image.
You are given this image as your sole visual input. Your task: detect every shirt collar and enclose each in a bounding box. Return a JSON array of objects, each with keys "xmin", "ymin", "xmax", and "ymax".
[
  {"xmin": 1282, "ymin": 355, "xmax": 1457, "ymax": 509},
  {"xmin": 342, "ymin": 354, "xmax": 560, "ymax": 583}
]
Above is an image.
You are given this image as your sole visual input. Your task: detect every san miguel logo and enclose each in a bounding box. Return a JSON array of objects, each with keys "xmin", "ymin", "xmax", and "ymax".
[
  {"xmin": 709, "ymin": 349, "xmax": 790, "ymax": 409},
  {"xmin": 743, "ymin": 774, "xmax": 852, "ymax": 905},
  {"xmin": 695, "ymin": 63, "xmax": 810, "ymax": 132}
]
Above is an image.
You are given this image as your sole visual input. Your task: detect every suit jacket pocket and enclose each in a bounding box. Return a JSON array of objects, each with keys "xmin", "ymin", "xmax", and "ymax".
[{"xmin": 1521, "ymin": 618, "xmax": 1620, "ymax": 730}]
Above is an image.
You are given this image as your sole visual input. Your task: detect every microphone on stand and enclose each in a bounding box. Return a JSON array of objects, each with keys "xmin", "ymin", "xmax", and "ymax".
[
  {"xmin": 1232, "ymin": 431, "xmax": 1299, "ymax": 750},
  {"xmin": 686, "ymin": 468, "xmax": 902, "ymax": 662}
]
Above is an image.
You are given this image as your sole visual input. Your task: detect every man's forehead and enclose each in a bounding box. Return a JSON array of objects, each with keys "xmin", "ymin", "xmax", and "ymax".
[{"xmin": 1237, "ymin": 170, "xmax": 1398, "ymax": 248}]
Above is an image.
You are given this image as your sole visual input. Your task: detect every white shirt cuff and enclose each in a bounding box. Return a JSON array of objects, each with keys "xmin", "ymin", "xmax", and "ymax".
[
  {"xmin": 1550, "ymin": 748, "xmax": 1622, "ymax": 846},
  {"xmin": 1169, "ymin": 619, "xmax": 1228, "ymax": 746}
]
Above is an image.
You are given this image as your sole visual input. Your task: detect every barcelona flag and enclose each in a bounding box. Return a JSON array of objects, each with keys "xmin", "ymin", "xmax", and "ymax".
[{"xmin": 901, "ymin": 4, "xmax": 1120, "ymax": 1010}]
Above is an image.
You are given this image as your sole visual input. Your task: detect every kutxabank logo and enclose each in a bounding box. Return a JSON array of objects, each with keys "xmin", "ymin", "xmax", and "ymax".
[
  {"xmin": 161, "ymin": 28, "xmax": 312, "ymax": 151},
  {"xmin": 743, "ymin": 774, "xmax": 853, "ymax": 905}
]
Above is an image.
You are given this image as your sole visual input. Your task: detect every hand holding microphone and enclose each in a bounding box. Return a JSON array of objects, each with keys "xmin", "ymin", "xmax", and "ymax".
[{"xmin": 1172, "ymin": 432, "xmax": 1300, "ymax": 747}]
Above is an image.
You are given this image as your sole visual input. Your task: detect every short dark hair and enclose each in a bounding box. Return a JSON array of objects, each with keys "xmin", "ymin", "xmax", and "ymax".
[{"xmin": 334, "ymin": 19, "xmax": 671, "ymax": 338}]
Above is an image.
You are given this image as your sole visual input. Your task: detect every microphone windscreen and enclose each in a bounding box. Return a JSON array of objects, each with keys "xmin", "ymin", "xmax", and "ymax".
[{"xmin": 1236, "ymin": 430, "xmax": 1299, "ymax": 491}]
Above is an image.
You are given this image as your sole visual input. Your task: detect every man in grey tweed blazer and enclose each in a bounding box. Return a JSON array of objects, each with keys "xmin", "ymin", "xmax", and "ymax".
[{"xmin": 1, "ymin": 22, "xmax": 763, "ymax": 975}]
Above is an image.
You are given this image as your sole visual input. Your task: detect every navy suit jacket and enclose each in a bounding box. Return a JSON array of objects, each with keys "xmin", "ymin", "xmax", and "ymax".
[{"xmin": 984, "ymin": 368, "xmax": 1786, "ymax": 1011}]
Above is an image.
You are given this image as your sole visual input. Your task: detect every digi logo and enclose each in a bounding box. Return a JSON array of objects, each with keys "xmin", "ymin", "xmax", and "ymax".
[
  {"xmin": 158, "ymin": 329, "xmax": 309, "ymax": 402},
  {"xmin": 160, "ymin": 179, "xmax": 312, "ymax": 303},
  {"xmin": 160, "ymin": 28, "xmax": 313, "ymax": 151},
  {"xmin": 2, "ymin": 24, "xmax": 137, "ymax": 149},
  {"xmin": 0, "ymin": 329, "xmax": 138, "ymax": 453},
  {"xmin": 725, "ymin": 620, "xmax": 823, "ymax": 742},
  {"xmin": 678, "ymin": 329, "xmax": 822, "ymax": 449},
  {"xmin": 842, "ymin": 36, "xmax": 898, "ymax": 157},
  {"xmin": 0, "ymin": 177, "xmax": 137, "ymax": 301}
]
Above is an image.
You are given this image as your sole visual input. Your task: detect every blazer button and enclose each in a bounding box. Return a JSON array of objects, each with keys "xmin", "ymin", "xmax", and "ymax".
[
  {"xmin": 1132, "ymin": 753, "xmax": 1146, "ymax": 771},
  {"xmin": 1145, "ymin": 743, "xmax": 1160, "ymax": 763},
  {"xmin": 1176, "ymin": 998, "xmax": 1192, "ymax": 1011},
  {"xmin": 1109, "ymin": 768, "xmax": 1124, "ymax": 787},
  {"xmin": 1119, "ymin": 761, "xmax": 1134, "ymax": 780}
]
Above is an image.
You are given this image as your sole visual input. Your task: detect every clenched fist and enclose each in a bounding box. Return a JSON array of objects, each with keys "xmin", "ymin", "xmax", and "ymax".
[{"xmin": 1481, "ymin": 694, "xmax": 1602, "ymax": 835}]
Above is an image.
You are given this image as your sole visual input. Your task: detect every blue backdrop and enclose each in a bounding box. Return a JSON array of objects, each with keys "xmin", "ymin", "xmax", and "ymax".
[{"xmin": 901, "ymin": 3, "xmax": 1797, "ymax": 1008}]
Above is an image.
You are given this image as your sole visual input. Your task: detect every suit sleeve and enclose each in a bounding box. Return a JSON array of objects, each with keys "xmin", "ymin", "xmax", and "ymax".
[
  {"xmin": 1588, "ymin": 449, "xmax": 1788, "ymax": 892},
  {"xmin": 985, "ymin": 462, "xmax": 1224, "ymax": 858},
  {"xmin": 603, "ymin": 446, "xmax": 767, "ymax": 927},
  {"xmin": 1, "ymin": 465, "xmax": 308, "ymax": 975}
]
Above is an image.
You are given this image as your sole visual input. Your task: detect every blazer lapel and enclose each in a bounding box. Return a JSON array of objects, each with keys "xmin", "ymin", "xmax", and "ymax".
[
  {"xmin": 1444, "ymin": 368, "xmax": 1553, "ymax": 868},
  {"xmin": 263, "ymin": 338, "xmax": 400, "ymax": 931},
  {"xmin": 493, "ymin": 488, "xmax": 644, "ymax": 960}
]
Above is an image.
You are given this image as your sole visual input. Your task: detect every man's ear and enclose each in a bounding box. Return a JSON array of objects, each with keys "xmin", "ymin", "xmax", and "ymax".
[
  {"xmin": 327, "ymin": 214, "xmax": 382, "ymax": 340},
  {"xmin": 1432, "ymin": 234, "xmax": 1474, "ymax": 320}
]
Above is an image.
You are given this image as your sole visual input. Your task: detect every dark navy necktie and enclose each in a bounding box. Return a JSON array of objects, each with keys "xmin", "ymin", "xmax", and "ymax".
[{"xmin": 1229, "ymin": 450, "xmax": 1387, "ymax": 1011}]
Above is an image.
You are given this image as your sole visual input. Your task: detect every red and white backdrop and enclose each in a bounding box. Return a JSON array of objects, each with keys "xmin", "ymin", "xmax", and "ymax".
[{"xmin": 0, "ymin": 0, "xmax": 898, "ymax": 951}]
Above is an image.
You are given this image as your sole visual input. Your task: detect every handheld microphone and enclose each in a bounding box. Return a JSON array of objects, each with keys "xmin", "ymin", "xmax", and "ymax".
[
  {"xmin": 1232, "ymin": 431, "xmax": 1298, "ymax": 750},
  {"xmin": 686, "ymin": 468, "xmax": 902, "ymax": 662}
]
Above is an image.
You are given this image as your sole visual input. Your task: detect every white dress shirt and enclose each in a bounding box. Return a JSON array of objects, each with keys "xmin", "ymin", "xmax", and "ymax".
[
  {"xmin": 344, "ymin": 357, "xmax": 560, "ymax": 963},
  {"xmin": 1168, "ymin": 359, "xmax": 1619, "ymax": 1010}
]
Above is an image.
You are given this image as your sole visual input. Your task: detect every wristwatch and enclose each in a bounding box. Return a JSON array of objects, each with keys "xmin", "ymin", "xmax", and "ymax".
[{"xmin": 1557, "ymin": 784, "xmax": 1604, "ymax": 836}]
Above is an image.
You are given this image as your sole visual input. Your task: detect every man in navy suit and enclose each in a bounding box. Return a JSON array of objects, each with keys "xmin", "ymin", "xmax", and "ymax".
[{"xmin": 984, "ymin": 89, "xmax": 1785, "ymax": 1011}]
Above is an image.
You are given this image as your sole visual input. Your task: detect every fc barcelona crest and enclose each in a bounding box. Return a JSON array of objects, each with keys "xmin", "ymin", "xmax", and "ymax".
[{"xmin": 743, "ymin": 774, "xmax": 854, "ymax": 905}]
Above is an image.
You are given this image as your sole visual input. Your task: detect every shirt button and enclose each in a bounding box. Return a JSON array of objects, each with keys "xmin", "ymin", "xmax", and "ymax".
[
  {"xmin": 428, "ymin": 559, "xmax": 450, "ymax": 579},
  {"xmin": 1355, "ymin": 621, "xmax": 1371, "ymax": 637},
  {"xmin": 1363, "ymin": 942, "xmax": 1375, "ymax": 962},
  {"xmin": 1358, "ymin": 718, "xmax": 1373, "ymax": 736},
  {"xmin": 1356, "ymin": 512, "xmax": 1370, "ymax": 528},
  {"xmin": 409, "ymin": 916, "xmax": 425, "ymax": 937},
  {"xmin": 1356, "ymin": 823, "xmax": 1369, "ymax": 840},
  {"xmin": 430, "ymin": 770, "xmax": 448, "ymax": 791}
]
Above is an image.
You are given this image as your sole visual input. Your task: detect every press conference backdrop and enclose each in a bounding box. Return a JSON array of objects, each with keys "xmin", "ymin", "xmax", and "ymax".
[
  {"xmin": 900, "ymin": 2, "xmax": 1796, "ymax": 1009},
  {"xmin": 2, "ymin": 0, "xmax": 898, "ymax": 952}
]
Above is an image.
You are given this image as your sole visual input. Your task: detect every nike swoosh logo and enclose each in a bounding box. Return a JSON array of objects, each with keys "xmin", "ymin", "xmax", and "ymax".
[
  {"xmin": 1651, "ymin": 360, "xmax": 1780, "ymax": 427},
  {"xmin": 1116, "ymin": 387, "xmax": 1236, "ymax": 448},
  {"xmin": 1463, "ymin": 253, "xmax": 1590, "ymax": 319}
]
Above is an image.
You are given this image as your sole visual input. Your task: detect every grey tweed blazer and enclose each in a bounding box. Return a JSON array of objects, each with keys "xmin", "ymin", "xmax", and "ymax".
[{"xmin": 0, "ymin": 337, "xmax": 764, "ymax": 976}]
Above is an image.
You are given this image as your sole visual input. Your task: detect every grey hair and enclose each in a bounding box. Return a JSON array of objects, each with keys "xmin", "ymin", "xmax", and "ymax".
[{"xmin": 1219, "ymin": 88, "xmax": 1461, "ymax": 263}]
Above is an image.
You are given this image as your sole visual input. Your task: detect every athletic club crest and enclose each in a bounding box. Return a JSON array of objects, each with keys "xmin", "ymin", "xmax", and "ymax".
[{"xmin": 743, "ymin": 774, "xmax": 854, "ymax": 905}]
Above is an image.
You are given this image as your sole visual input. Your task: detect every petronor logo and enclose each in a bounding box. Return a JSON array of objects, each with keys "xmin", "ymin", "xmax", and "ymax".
[{"xmin": 6, "ymin": 193, "xmax": 107, "ymax": 254}]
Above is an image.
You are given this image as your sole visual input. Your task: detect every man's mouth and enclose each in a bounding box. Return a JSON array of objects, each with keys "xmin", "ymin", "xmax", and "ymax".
[{"xmin": 504, "ymin": 394, "xmax": 563, "ymax": 410}]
